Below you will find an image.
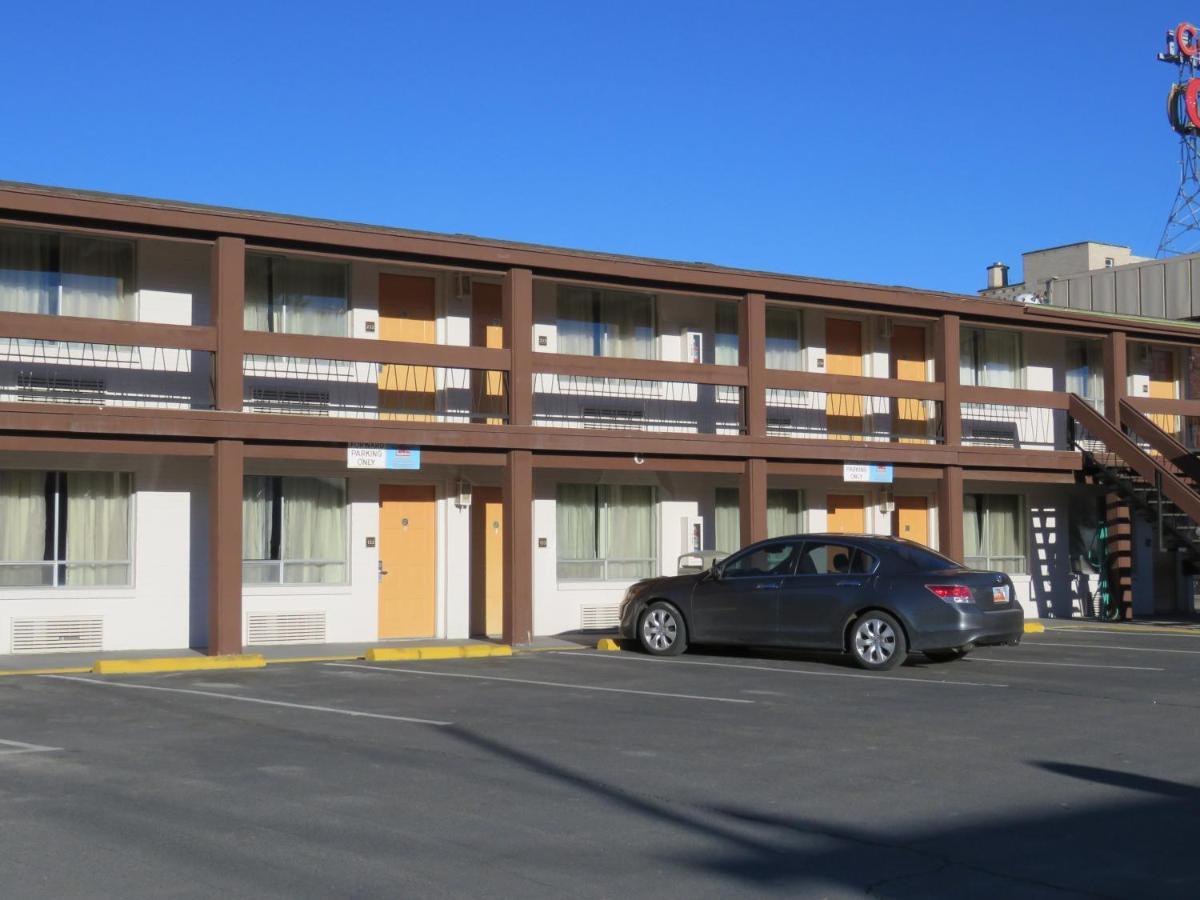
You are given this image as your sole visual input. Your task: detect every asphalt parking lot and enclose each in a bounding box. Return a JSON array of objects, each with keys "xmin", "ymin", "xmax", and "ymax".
[{"xmin": 2, "ymin": 629, "xmax": 1199, "ymax": 899}]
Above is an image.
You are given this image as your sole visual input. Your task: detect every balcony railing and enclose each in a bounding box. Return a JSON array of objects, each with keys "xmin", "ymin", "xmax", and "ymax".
[
  {"xmin": 532, "ymin": 372, "xmax": 744, "ymax": 434},
  {"xmin": 765, "ymin": 389, "xmax": 944, "ymax": 444},
  {"xmin": 242, "ymin": 354, "xmax": 509, "ymax": 423},
  {"xmin": 0, "ymin": 337, "xmax": 212, "ymax": 410}
]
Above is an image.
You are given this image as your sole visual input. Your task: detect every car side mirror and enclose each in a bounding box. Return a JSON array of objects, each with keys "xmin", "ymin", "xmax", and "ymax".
[{"xmin": 709, "ymin": 563, "xmax": 724, "ymax": 581}]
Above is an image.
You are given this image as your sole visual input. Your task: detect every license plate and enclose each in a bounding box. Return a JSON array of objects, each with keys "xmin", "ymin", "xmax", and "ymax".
[{"xmin": 992, "ymin": 585, "xmax": 1010, "ymax": 604}]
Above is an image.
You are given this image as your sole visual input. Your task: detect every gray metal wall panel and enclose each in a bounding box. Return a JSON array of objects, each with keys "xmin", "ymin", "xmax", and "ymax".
[
  {"xmin": 1091, "ymin": 271, "xmax": 1115, "ymax": 312},
  {"xmin": 1140, "ymin": 264, "xmax": 1166, "ymax": 318},
  {"xmin": 1166, "ymin": 257, "xmax": 1191, "ymax": 319},
  {"xmin": 1070, "ymin": 276, "xmax": 1091, "ymax": 310},
  {"xmin": 1190, "ymin": 259, "xmax": 1200, "ymax": 318},
  {"xmin": 1115, "ymin": 267, "xmax": 1141, "ymax": 316},
  {"xmin": 1048, "ymin": 278, "xmax": 1069, "ymax": 307}
]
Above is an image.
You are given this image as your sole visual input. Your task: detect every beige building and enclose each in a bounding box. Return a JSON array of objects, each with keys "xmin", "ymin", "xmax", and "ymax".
[{"xmin": 982, "ymin": 242, "xmax": 1150, "ymax": 305}]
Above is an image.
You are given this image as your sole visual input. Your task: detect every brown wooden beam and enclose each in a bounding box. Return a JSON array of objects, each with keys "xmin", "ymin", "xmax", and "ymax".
[
  {"xmin": 1104, "ymin": 331, "xmax": 1127, "ymax": 428},
  {"xmin": 959, "ymin": 385, "xmax": 1070, "ymax": 409},
  {"xmin": 532, "ymin": 454, "xmax": 744, "ymax": 473},
  {"xmin": 502, "ymin": 449, "xmax": 533, "ymax": 645},
  {"xmin": 742, "ymin": 293, "xmax": 767, "ymax": 439},
  {"xmin": 767, "ymin": 461, "xmax": 943, "ymax": 479},
  {"xmin": 962, "ymin": 468, "xmax": 1078, "ymax": 484},
  {"xmin": 1127, "ymin": 397, "xmax": 1200, "ymax": 416},
  {"xmin": 935, "ymin": 314, "xmax": 961, "ymax": 447},
  {"xmin": 208, "ymin": 439, "xmax": 244, "ymax": 655},
  {"xmin": 0, "ymin": 311, "xmax": 215, "ymax": 351},
  {"xmin": 0, "ymin": 435, "xmax": 213, "ymax": 456},
  {"xmin": 504, "ymin": 268, "xmax": 534, "ymax": 427},
  {"xmin": 764, "ymin": 370, "xmax": 944, "ymax": 401},
  {"xmin": 212, "ymin": 237, "xmax": 245, "ymax": 411},
  {"xmin": 740, "ymin": 458, "xmax": 767, "ymax": 546},
  {"xmin": 938, "ymin": 464, "xmax": 964, "ymax": 562}
]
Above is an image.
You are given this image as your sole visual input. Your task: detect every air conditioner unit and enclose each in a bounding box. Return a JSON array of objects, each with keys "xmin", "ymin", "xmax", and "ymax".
[
  {"xmin": 681, "ymin": 516, "xmax": 704, "ymax": 554},
  {"xmin": 454, "ymin": 273, "xmax": 472, "ymax": 300},
  {"xmin": 684, "ymin": 330, "xmax": 704, "ymax": 364},
  {"xmin": 879, "ymin": 317, "xmax": 894, "ymax": 339}
]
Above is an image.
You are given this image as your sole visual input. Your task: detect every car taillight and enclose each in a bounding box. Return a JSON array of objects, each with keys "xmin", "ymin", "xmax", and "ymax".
[{"xmin": 926, "ymin": 584, "xmax": 974, "ymax": 605}]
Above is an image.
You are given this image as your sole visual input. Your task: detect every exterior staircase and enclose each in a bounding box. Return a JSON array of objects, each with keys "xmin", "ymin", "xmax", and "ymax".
[{"xmin": 1066, "ymin": 395, "xmax": 1200, "ymax": 566}]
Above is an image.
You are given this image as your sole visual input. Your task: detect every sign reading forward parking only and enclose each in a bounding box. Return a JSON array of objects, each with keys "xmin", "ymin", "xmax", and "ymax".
[
  {"xmin": 843, "ymin": 463, "xmax": 893, "ymax": 484},
  {"xmin": 347, "ymin": 445, "xmax": 421, "ymax": 470}
]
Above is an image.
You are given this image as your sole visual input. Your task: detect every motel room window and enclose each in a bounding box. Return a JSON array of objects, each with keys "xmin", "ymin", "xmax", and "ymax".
[
  {"xmin": 1065, "ymin": 339, "xmax": 1104, "ymax": 410},
  {"xmin": 960, "ymin": 327, "xmax": 1022, "ymax": 389},
  {"xmin": 242, "ymin": 476, "xmax": 348, "ymax": 584},
  {"xmin": 765, "ymin": 306, "xmax": 803, "ymax": 370},
  {"xmin": 244, "ymin": 254, "xmax": 349, "ymax": 337},
  {"xmin": 556, "ymin": 484, "xmax": 656, "ymax": 581},
  {"xmin": 963, "ymin": 494, "xmax": 1027, "ymax": 575},
  {"xmin": 714, "ymin": 487, "xmax": 741, "ymax": 554},
  {"xmin": 0, "ymin": 227, "xmax": 136, "ymax": 319},
  {"xmin": 0, "ymin": 470, "xmax": 133, "ymax": 587},
  {"xmin": 555, "ymin": 286, "xmax": 655, "ymax": 359},
  {"xmin": 714, "ymin": 301, "xmax": 740, "ymax": 367},
  {"xmin": 767, "ymin": 489, "xmax": 805, "ymax": 539}
]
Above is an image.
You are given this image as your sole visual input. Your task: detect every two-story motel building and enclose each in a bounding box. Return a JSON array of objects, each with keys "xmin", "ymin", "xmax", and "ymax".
[{"xmin": 0, "ymin": 182, "xmax": 1197, "ymax": 657}]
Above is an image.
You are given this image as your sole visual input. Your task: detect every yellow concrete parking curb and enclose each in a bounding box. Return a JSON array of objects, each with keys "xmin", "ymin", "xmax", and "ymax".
[
  {"xmin": 92, "ymin": 655, "xmax": 266, "ymax": 675},
  {"xmin": 1023, "ymin": 622, "xmax": 1046, "ymax": 634},
  {"xmin": 595, "ymin": 638, "xmax": 622, "ymax": 651},
  {"xmin": 365, "ymin": 645, "xmax": 513, "ymax": 662},
  {"xmin": 0, "ymin": 666, "xmax": 94, "ymax": 677}
]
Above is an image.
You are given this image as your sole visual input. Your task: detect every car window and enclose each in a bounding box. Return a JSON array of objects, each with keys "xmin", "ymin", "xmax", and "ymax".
[
  {"xmin": 795, "ymin": 543, "xmax": 857, "ymax": 575},
  {"xmin": 850, "ymin": 550, "xmax": 879, "ymax": 574},
  {"xmin": 890, "ymin": 543, "xmax": 958, "ymax": 571},
  {"xmin": 721, "ymin": 542, "xmax": 800, "ymax": 578}
]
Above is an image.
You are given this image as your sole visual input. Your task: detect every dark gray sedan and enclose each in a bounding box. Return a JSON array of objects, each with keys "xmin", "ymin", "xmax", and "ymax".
[{"xmin": 617, "ymin": 535, "xmax": 1024, "ymax": 670}]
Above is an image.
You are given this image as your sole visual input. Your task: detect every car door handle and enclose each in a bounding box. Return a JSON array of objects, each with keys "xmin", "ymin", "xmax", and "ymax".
[
  {"xmin": 837, "ymin": 580, "xmax": 863, "ymax": 587},
  {"xmin": 755, "ymin": 581, "xmax": 782, "ymax": 590}
]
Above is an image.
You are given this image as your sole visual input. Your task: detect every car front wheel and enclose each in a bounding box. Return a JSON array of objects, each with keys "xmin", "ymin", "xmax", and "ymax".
[
  {"xmin": 849, "ymin": 611, "xmax": 907, "ymax": 671},
  {"xmin": 638, "ymin": 602, "xmax": 687, "ymax": 656}
]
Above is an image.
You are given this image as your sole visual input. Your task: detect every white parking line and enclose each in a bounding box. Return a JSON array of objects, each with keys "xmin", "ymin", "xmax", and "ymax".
[
  {"xmin": 546, "ymin": 651, "xmax": 1009, "ymax": 688},
  {"xmin": 1028, "ymin": 641, "xmax": 1200, "ymax": 656},
  {"xmin": 0, "ymin": 737, "xmax": 60, "ymax": 756},
  {"xmin": 1044, "ymin": 627, "xmax": 1200, "ymax": 639},
  {"xmin": 42, "ymin": 675, "xmax": 451, "ymax": 726},
  {"xmin": 327, "ymin": 662, "xmax": 756, "ymax": 704},
  {"xmin": 964, "ymin": 657, "xmax": 1163, "ymax": 672}
]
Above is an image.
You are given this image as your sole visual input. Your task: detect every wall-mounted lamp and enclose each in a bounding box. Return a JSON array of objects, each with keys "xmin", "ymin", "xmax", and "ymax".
[{"xmin": 455, "ymin": 479, "xmax": 473, "ymax": 509}]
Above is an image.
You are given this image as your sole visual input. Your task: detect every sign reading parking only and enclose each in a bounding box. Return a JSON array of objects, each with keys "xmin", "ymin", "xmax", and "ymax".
[
  {"xmin": 843, "ymin": 463, "xmax": 893, "ymax": 483},
  {"xmin": 347, "ymin": 445, "xmax": 421, "ymax": 470}
]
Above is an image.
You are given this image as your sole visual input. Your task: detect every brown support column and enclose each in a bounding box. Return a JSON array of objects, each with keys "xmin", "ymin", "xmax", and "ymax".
[
  {"xmin": 740, "ymin": 292, "xmax": 767, "ymax": 438},
  {"xmin": 502, "ymin": 449, "xmax": 534, "ymax": 645},
  {"xmin": 739, "ymin": 457, "xmax": 768, "ymax": 547},
  {"xmin": 938, "ymin": 465, "xmax": 964, "ymax": 562},
  {"xmin": 212, "ymin": 236, "xmax": 246, "ymax": 411},
  {"xmin": 1102, "ymin": 330, "xmax": 1127, "ymax": 427},
  {"xmin": 503, "ymin": 267, "xmax": 534, "ymax": 427},
  {"xmin": 208, "ymin": 439, "xmax": 244, "ymax": 655},
  {"xmin": 1102, "ymin": 331, "xmax": 1132, "ymax": 616},
  {"xmin": 934, "ymin": 313, "xmax": 961, "ymax": 447}
]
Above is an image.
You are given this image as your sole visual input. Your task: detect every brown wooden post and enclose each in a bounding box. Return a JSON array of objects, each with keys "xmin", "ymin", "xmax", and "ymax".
[
  {"xmin": 1103, "ymin": 331, "xmax": 1127, "ymax": 427},
  {"xmin": 938, "ymin": 465, "xmax": 964, "ymax": 562},
  {"xmin": 208, "ymin": 439, "xmax": 244, "ymax": 655},
  {"xmin": 934, "ymin": 313, "xmax": 961, "ymax": 447},
  {"xmin": 1102, "ymin": 331, "xmax": 1132, "ymax": 617},
  {"xmin": 212, "ymin": 236, "xmax": 245, "ymax": 411},
  {"xmin": 740, "ymin": 457, "xmax": 768, "ymax": 547},
  {"xmin": 741, "ymin": 292, "xmax": 767, "ymax": 438},
  {"xmin": 503, "ymin": 267, "xmax": 534, "ymax": 427},
  {"xmin": 502, "ymin": 449, "xmax": 534, "ymax": 645}
]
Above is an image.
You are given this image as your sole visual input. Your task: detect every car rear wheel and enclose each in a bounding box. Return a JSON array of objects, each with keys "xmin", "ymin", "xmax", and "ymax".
[
  {"xmin": 925, "ymin": 648, "xmax": 970, "ymax": 663},
  {"xmin": 849, "ymin": 611, "xmax": 907, "ymax": 671},
  {"xmin": 638, "ymin": 602, "xmax": 687, "ymax": 656}
]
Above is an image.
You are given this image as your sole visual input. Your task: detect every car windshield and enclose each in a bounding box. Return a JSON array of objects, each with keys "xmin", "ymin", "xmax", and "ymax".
[{"xmin": 890, "ymin": 542, "xmax": 960, "ymax": 571}]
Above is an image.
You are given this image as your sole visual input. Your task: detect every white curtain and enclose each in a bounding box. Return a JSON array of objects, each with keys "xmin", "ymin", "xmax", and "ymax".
[
  {"xmin": 64, "ymin": 472, "xmax": 131, "ymax": 586},
  {"xmin": 278, "ymin": 258, "xmax": 347, "ymax": 337},
  {"xmin": 714, "ymin": 302, "xmax": 739, "ymax": 366},
  {"xmin": 605, "ymin": 485, "xmax": 655, "ymax": 578},
  {"xmin": 601, "ymin": 291, "xmax": 653, "ymax": 359},
  {"xmin": 0, "ymin": 471, "xmax": 48, "ymax": 586},
  {"xmin": 987, "ymin": 494, "xmax": 1025, "ymax": 573},
  {"xmin": 0, "ymin": 228, "xmax": 54, "ymax": 314},
  {"xmin": 960, "ymin": 330, "xmax": 979, "ymax": 387},
  {"xmin": 281, "ymin": 477, "xmax": 347, "ymax": 583},
  {"xmin": 1065, "ymin": 340, "xmax": 1103, "ymax": 408},
  {"xmin": 243, "ymin": 254, "xmax": 275, "ymax": 332},
  {"xmin": 714, "ymin": 487, "xmax": 740, "ymax": 552},
  {"xmin": 963, "ymin": 494, "xmax": 984, "ymax": 567},
  {"xmin": 59, "ymin": 236, "xmax": 135, "ymax": 320},
  {"xmin": 555, "ymin": 288, "xmax": 595, "ymax": 355},
  {"xmin": 242, "ymin": 475, "xmax": 275, "ymax": 583},
  {"xmin": 767, "ymin": 489, "xmax": 801, "ymax": 539},
  {"xmin": 244, "ymin": 256, "xmax": 347, "ymax": 336},
  {"xmin": 982, "ymin": 331, "xmax": 1020, "ymax": 388},
  {"xmin": 766, "ymin": 307, "xmax": 802, "ymax": 370},
  {"xmin": 556, "ymin": 483, "xmax": 599, "ymax": 579}
]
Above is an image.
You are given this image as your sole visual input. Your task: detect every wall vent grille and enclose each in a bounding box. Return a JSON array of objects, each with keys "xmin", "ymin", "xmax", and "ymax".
[
  {"xmin": 11, "ymin": 616, "xmax": 103, "ymax": 653},
  {"xmin": 580, "ymin": 605, "xmax": 621, "ymax": 630},
  {"xmin": 246, "ymin": 611, "xmax": 327, "ymax": 645},
  {"xmin": 17, "ymin": 373, "xmax": 107, "ymax": 405},
  {"xmin": 247, "ymin": 388, "xmax": 331, "ymax": 416}
]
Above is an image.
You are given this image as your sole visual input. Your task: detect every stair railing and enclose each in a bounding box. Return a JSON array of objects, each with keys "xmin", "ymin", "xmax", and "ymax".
[{"xmin": 1119, "ymin": 398, "xmax": 1200, "ymax": 487}]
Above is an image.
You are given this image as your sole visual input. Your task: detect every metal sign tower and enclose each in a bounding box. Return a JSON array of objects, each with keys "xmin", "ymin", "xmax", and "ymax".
[{"xmin": 1158, "ymin": 23, "xmax": 1200, "ymax": 256}]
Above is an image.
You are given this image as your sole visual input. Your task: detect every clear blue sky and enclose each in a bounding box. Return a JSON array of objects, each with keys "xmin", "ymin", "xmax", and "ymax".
[{"xmin": 0, "ymin": 1, "xmax": 1189, "ymax": 293}]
